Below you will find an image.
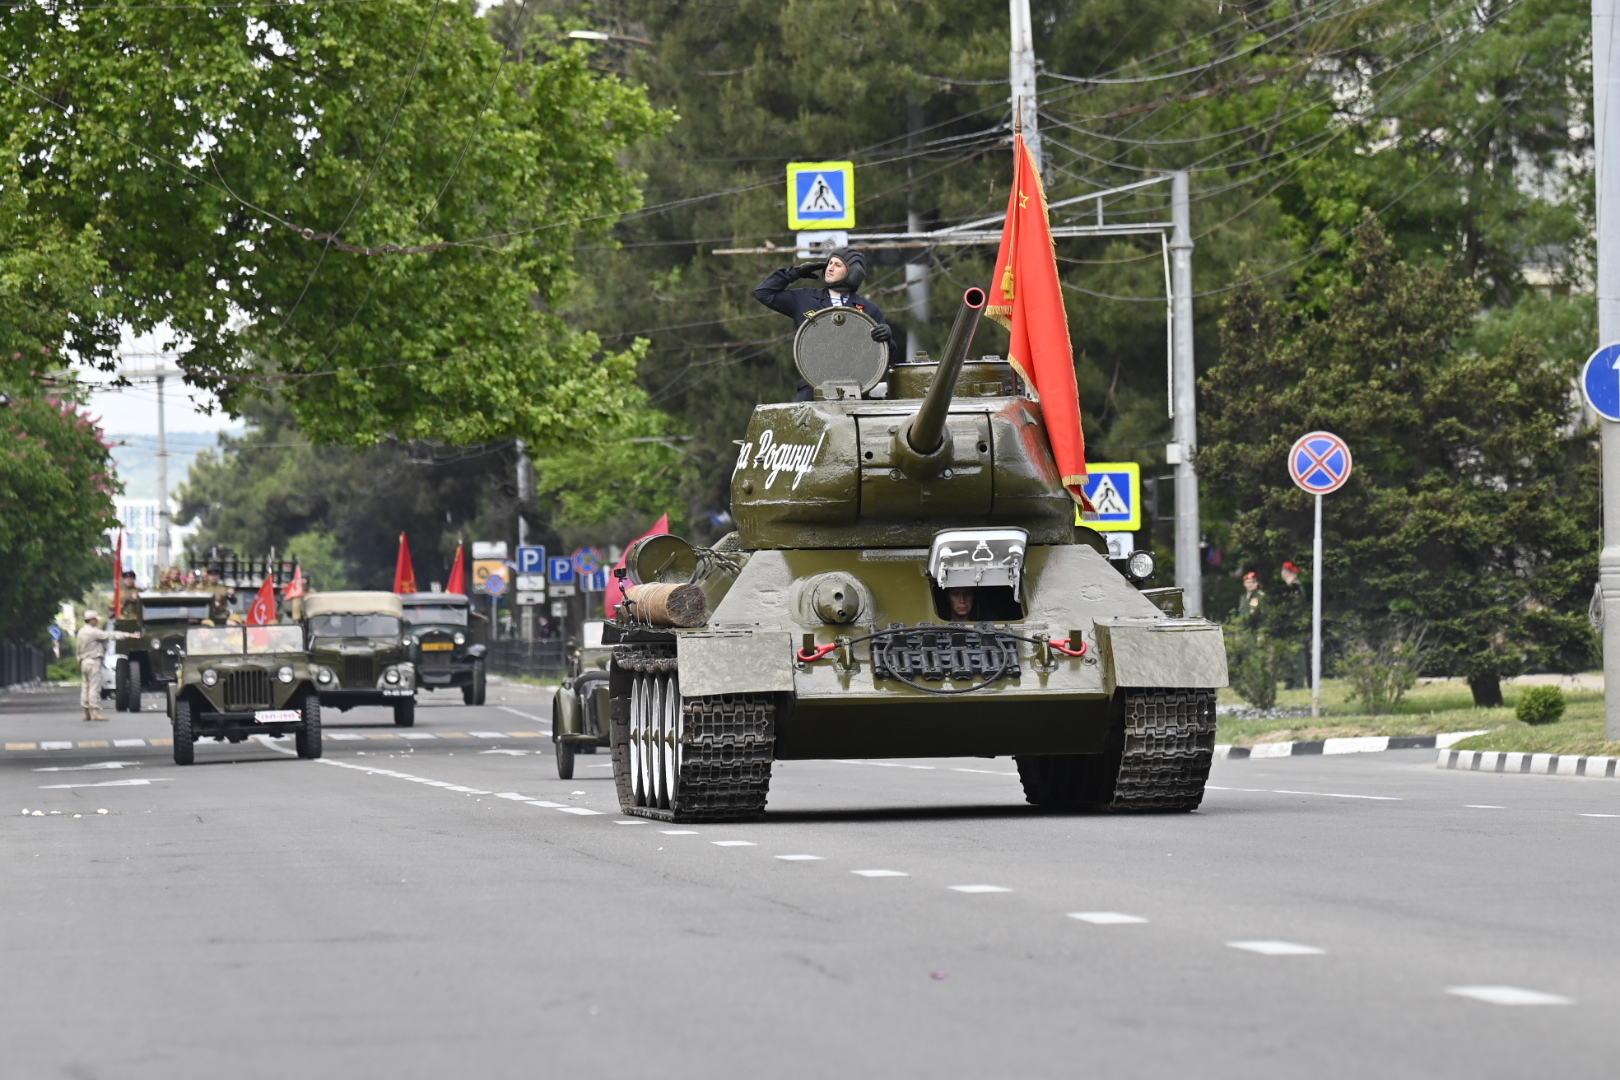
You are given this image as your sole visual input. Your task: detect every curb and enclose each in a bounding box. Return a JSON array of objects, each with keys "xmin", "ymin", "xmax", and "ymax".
[
  {"xmin": 1437, "ymin": 748, "xmax": 1619, "ymax": 779},
  {"xmin": 1216, "ymin": 731, "xmax": 1487, "ymax": 760}
]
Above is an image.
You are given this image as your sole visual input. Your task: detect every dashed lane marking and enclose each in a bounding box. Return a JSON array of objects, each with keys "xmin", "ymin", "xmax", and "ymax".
[
  {"xmin": 835, "ymin": 759, "xmax": 936, "ymax": 770},
  {"xmin": 661, "ymin": 830, "xmax": 698, "ymax": 835},
  {"xmin": 316, "ymin": 760, "xmax": 603, "ymax": 818},
  {"xmin": 1446, "ymin": 985, "xmax": 1572, "ymax": 1006},
  {"xmin": 1578, "ymin": 813, "xmax": 1620, "ymax": 818},
  {"xmin": 3, "ymin": 732, "xmax": 547, "ymax": 752},
  {"xmin": 851, "ymin": 870, "xmax": 908, "ymax": 877},
  {"xmin": 1210, "ymin": 786, "xmax": 1401, "ymax": 801},
  {"xmin": 949, "ymin": 884, "xmax": 1011, "ymax": 894},
  {"xmin": 953, "ymin": 767, "xmax": 1019, "ymax": 776},
  {"xmin": 497, "ymin": 706, "xmax": 550, "ymax": 729},
  {"xmin": 775, "ymin": 854, "xmax": 823, "ymax": 861},
  {"xmin": 712, "ymin": 840, "xmax": 757, "ymax": 847},
  {"xmin": 558, "ymin": 806, "xmax": 605, "ymax": 816},
  {"xmin": 39, "ymin": 778, "xmax": 169, "ymax": 789},
  {"xmin": 1227, "ymin": 940, "xmax": 1325, "ymax": 956},
  {"xmin": 1466, "ymin": 805, "xmax": 1505, "ymax": 809},
  {"xmin": 34, "ymin": 761, "xmax": 138, "ymax": 772},
  {"xmin": 40, "ymin": 741, "xmax": 71, "ymax": 750},
  {"xmin": 469, "ymin": 732, "xmax": 508, "ymax": 739},
  {"xmin": 1069, "ymin": 912, "xmax": 1148, "ymax": 925},
  {"xmin": 615, "ymin": 820, "xmax": 649, "ymax": 825}
]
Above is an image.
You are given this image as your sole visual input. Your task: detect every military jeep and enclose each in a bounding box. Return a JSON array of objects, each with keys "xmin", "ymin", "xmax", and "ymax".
[
  {"xmin": 113, "ymin": 591, "xmax": 216, "ymax": 713},
  {"xmin": 401, "ymin": 592, "xmax": 489, "ymax": 705},
  {"xmin": 168, "ymin": 625, "xmax": 321, "ymax": 765},
  {"xmin": 551, "ymin": 619, "xmax": 612, "ymax": 779},
  {"xmin": 301, "ymin": 592, "xmax": 417, "ymax": 726}
]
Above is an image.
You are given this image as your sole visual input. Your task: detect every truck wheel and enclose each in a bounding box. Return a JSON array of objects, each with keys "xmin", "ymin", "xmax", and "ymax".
[
  {"xmin": 114, "ymin": 657, "xmax": 130, "ymax": 712},
  {"xmin": 172, "ymin": 700, "xmax": 195, "ymax": 766},
  {"xmin": 295, "ymin": 696, "xmax": 323, "ymax": 759},
  {"xmin": 555, "ymin": 738, "xmax": 575, "ymax": 780},
  {"xmin": 127, "ymin": 658, "xmax": 143, "ymax": 713},
  {"xmin": 471, "ymin": 660, "xmax": 487, "ymax": 705},
  {"xmin": 393, "ymin": 697, "xmax": 416, "ymax": 728}
]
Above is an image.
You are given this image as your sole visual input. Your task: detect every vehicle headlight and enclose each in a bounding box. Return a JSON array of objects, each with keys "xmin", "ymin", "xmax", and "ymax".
[
  {"xmin": 384, "ymin": 667, "xmax": 400, "ymax": 684},
  {"xmin": 277, "ymin": 666, "xmax": 295, "ymax": 684},
  {"xmin": 453, "ymin": 632, "xmax": 465, "ymax": 645},
  {"xmin": 150, "ymin": 637, "xmax": 162, "ymax": 649},
  {"xmin": 316, "ymin": 667, "xmax": 332, "ymax": 684},
  {"xmin": 1126, "ymin": 550, "xmax": 1156, "ymax": 581},
  {"xmin": 201, "ymin": 669, "xmax": 218, "ymax": 686}
]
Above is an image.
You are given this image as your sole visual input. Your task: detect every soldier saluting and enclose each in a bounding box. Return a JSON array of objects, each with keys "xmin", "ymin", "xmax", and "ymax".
[{"xmin": 755, "ymin": 248, "xmax": 899, "ymax": 400}]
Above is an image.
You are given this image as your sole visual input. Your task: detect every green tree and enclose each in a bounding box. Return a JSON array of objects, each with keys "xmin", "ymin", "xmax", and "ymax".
[
  {"xmin": 1200, "ymin": 222, "xmax": 1598, "ymax": 706},
  {"xmin": 2, "ymin": 2, "xmax": 669, "ymax": 448}
]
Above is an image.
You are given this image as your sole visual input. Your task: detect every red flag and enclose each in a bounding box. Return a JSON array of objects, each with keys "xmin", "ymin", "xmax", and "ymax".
[
  {"xmin": 394, "ymin": 532, "xmax": 418, "ymax": 594},
  {"xmin": 987, "ymin": 134, "xmax": 1089, "ymax": 504},
  {"xmin": 284, "ymin": 564, "xmax": 306, "ymax": 599},
  {"xmin": 445, "ymin": 543, "xmax": 467, "ymax": 595},
  {"xmin": 604, "ymin": 514, "xmax": 669, "ymax": 618},
  {"xmin": 247, "ymin": 576, "xmax": 277, "ymax": 626},
  {"xmin": 111, "ymin": 529, "xmax": 124, "ymax": 619}
]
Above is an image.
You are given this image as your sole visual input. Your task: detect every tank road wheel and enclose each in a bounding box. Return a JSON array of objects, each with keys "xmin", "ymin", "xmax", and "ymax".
[
  {"xmin": 393, "ymin": 697, "xmax": 416, "ymax": 728},
  {"xmin": 295, "ymin": 695, "xmax": 323, "ymax": 759},
  {"xmin": 114, "ymin": 657, "xmax": 131, "ymax": 712},
  {"xmin": 172, "ymin": 700, "xmax": 196, "ymax": 766},
  {"xmin": 1016, "ymin": 688, "xmax": 1217, "ymax": 813},
  {"xmin": 610, "ymin": 648, "xmax": 774, "ymax": 823}
]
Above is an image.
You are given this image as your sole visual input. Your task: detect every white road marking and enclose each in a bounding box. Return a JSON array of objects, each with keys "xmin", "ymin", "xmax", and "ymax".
[
  {"xmin": 775, "ymin": 854, "xmax": 824, "ymax": 861},
  {"xmin": 1227, "ymin": 940, "xmax": 1325, "ymax": 956},
  {"xmin": 40, "ymin": 741, "xmax": 72, "ymax": 750},
  {"xmin": 441, "ymin": 785, "xmax": 491, "ymax": 794},
  {"xmin": 469, "ymin": 731, "xmax": 508, "ymax": 738},
  {"xmin": 1446, "ymin": 985, "xmax": 1572, "ymax": 1006},
  {"xmin": 661, "ymin": 829, "xmax": 698, "ymax": 835},
  {"xmin": 327, "ymin": 733, "xmax": 365, "ymax": 741},
  {"xmin": 852, "ymin": 870, "xmax": 908, "ymax": 877},
  {"xmin": 587, "ymin": 764, "xmax": 613, "ymax": 769},
  {"xmin": 497, "ymin": 706, "xmax": 550, "ymax": 730},
  {"xmin": 1579, "ymin": 813, "xmax": 1620, "ymax": 818},
  {"xmin": 39, "ymin": 778, "xmax": 169, "ymax": 789},
  {"xmin": 398, "ymin": 732, "xmax": 438, "ymax": 740},
  {"xmin": 1068, "ymin": 911, "xmax": 1148, "ymax": 925},
  {"xmin": 525, "ymin": 800, "xmax": 568, "ymax": 808},
  {"xmin": 1205, "ymin": 786, "xmax": 1266, "ymax": 792},
  {"xmin": 953, "ymin": 768, "xmax": 1019, "ymax": 776},
  {"xmin": 1270, "ymin": 789, "xmax": 1401, "ymax": 801},
  {"xmin": 494, "ymin": 792, "xmax": 531, "ymax": 801},
  {"xmin": 34, "ymin": 761, "xmax": 139, "ymax": 772},
  {"xmin": 614, "ymin": 820, "xmax": 648, "ymax": 825},
  {"xmin": 836, "ymin": 759, "xmax": 935, "ymax": 770},
  {"xmin": 112, "ymin": 739, "xmax": 146, "ymax": 747},
  {"xmin": 949, "ymin": 884, "xmax": 1011, "ymax": 894},
  {"xmin": 1466, "ymin": 805, "xmax": 1505, "ymax": 809},
  {"xmin": 712, "ymin": 840, "xmax": 757, "ymax": 847},
  {"xmin": 558, "ymin": 806, "xmax": 604, "ymax": 816},
  {"xmin": 479, "ymin": 749, "xmax": 529, "ymax": 756}
]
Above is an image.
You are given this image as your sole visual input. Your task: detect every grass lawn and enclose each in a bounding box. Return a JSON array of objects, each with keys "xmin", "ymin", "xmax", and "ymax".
[{"xmin": 1218, "ymin": 678, "xmax": 1618, "ymax": 756}]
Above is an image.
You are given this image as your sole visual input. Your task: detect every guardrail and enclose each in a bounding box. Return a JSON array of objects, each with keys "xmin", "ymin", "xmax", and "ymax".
[
  {"xmin": 485, "ymin": 640, "xmax": 568, "ymax": 679},
  {"xmin": 1, "ymin": 642, "xmax": 48, "ymax": 691}
]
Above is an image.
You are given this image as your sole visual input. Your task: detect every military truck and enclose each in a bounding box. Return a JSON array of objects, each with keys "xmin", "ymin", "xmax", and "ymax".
[
  {"xmin": 112, "ymin": 591, "xmax": 218, "ymax": 713},
  {"xmin": 401, "ymin": 592, "xmax": 489, "ymax": 704},
  {"xmin": 551, "ymin": 619, "xmax": 612, "ymax": 779},
  {"xmin": 168, "ymin": 624, "xmax": 322, "ymax": 765},
  {"xmin": 301, "ymin": 592, "xmax": 418, "ymax": 726},
  {"xmin": 605, "ymin": 288, "xmax": 1227, "ymax": 822}
]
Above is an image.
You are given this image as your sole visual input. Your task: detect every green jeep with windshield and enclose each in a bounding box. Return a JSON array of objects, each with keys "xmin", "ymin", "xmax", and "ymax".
[
  {"xmin": 168, "ymin": 624, "xmax": 321, "ymax": 765},
  {"xmin": 113, "ymin": 591, "xmax": 218, "ymax": 713},
  {"xmin": 401, "ymin": 592, "xmax": 489, "ymax": 705},
  {"xmin": 301, "ymin": 592, "xmax": 417, "ymax": 726}
]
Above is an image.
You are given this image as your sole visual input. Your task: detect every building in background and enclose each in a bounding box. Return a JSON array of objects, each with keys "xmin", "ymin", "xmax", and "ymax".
[{"xmin": 109, "ymin": 499, "xmax": 197, "ymax": 587}]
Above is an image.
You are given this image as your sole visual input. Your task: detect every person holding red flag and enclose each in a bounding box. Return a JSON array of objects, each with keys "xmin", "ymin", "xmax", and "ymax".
[
  {"xmin": 246, "ymin": 576, "xmax": 278, "ymax": 626},
  {"xmin": 445, "ymin": 543, "xmax": 467, "ymax": 595},
  {"xmin": 394, "ymin": 532, "xmax": 418, "ymax": 594},
  {"xmin": 987, "ymin": 133, "xmax": 1090, "ymax": 505}
]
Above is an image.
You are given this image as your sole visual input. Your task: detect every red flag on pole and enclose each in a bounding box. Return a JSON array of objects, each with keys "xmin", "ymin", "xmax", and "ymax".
[
  {"xmin": 111, "ymin": 529, "xmax": 124, "ymax": 620},
  {"xmin": 604, "ymin": 514, "xmax": 669, "ymax": 618},
  {"xmin": 987, "ymin": 133, "xmax": 1090, "ymax": 505},
  {"xmin": 247, "ymin": 576, "xmax": 277, "ymax": 626},
  {"xmin": 284, "ymin": 564, "xmax": 306, "ymax": 599},
  {"xmin": 445, "ymin": 543, "xmax": 467, "ymax": 595},
  {"xmin": 394, "ymin": 532, "xmax": 418, "ymax": 594}
]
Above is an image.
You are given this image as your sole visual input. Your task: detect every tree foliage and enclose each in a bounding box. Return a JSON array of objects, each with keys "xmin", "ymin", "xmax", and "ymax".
[{"xmin": 1201, "ymin": 223, "xmax": 1598, "ymax": 698}]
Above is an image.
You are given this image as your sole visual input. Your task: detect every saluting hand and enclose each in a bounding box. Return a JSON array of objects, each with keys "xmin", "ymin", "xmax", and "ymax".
[{"xmin": 791, "ymin": 261, "xmax": 827, "ymax": 280}]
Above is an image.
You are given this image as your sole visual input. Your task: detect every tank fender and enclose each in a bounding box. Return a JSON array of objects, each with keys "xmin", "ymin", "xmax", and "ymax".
[
  {"xmin": 676, "ymin": 630, "xmax": 796, "ymax": 697},
  {"xmin": 1094, "ymin": 617, "xmax": 1229, "ymax": 692},
  {"xmin": 555, "ymin": 680, "xmax": 581, "ymax": 738}
]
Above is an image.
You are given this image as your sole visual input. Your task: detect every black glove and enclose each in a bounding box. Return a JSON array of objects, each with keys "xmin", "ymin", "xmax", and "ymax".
[
  {"xmin": 870, "ymin": 322, "xmax": 893, "ymax": 344},
  {"xmin": 791, "ymin": 261, "xmax": 827, "ymax": 281}
]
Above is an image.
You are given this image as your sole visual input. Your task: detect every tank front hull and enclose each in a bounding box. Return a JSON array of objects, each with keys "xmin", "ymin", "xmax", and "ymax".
[{"xmin": 777, "ymin": 692, "xmax": 1120, "ymax": 760}]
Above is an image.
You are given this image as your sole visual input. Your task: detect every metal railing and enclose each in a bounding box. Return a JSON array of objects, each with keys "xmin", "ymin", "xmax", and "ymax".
[
  {"xmin": 485, "ymin": 640, "xmax": 568, "ymax": 679},
  {"xmin": 1, "ymin": 642, "xmax": 48, "ymax": 690}
]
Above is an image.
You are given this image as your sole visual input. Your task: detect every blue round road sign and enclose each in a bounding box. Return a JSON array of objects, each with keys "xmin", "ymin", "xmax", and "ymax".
[
  {"xmin": 1288, "ymin": 431, "xmax": 1353, "ymax": 495},
  {"xmin": 484, "ymin": 571, "xmax": 507, "ymax": 597},
  {"xmin": 1582, "ymin": 343, "xmax": 1620, "ymax": 422},
  {"xmin": 572, "ymin": 547, "xmax": 603, "ymax": 575}
]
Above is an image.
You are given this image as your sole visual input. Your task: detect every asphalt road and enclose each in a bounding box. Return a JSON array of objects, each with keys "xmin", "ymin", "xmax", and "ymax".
[{"xmin": 4, "ymin": 683, "xmax": 1617, "ymax": 1079}]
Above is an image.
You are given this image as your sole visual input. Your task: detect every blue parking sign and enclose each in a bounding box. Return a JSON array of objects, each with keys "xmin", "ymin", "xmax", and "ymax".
[
  {"xmin": 548, "ymin": 556, "xmax": 576, "ymax": 586},
  {"xmin": 516, "ymin": 545, "xmax": 546, "ymax": 575},
  {"xmin": 582, "ymin": 569, "xmax": 609, "ymax": 593}
]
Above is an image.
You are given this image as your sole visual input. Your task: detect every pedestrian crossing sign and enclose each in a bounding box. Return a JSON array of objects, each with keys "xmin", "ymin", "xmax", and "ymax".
[
  {"xmin": 787, "ymin": 161, "xmax": 856, "ymax": 230},
  {"xmin": 1075, "ymin": 462, "xmax": 1141, "ymax": 532}
]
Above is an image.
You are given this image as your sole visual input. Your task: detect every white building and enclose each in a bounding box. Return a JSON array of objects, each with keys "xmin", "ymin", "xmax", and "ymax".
[{"xmin": 108, "ymin": 499, "xmax": 198, "ymax": 588}]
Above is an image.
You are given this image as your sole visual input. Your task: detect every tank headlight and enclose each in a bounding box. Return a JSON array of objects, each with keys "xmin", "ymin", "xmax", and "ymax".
[
  {"xmin": 277, "ymin": 666, "xmax": 295, "ymax": 684},
  {"xmin": 316, "ymin": 667, "xmax": 333, "ymax": 684},
  {"xmin": 201, "ymin": 669, "xmax": 218, "ymax": 686},
  {"xmin": 384, "ymin": 667, "xmax": 400, "ymax": 684},
  {"xmin": 1126, "ymin": 550, "xmax": 1156, "ymax": 581},
  {"xmin": 150, "ymin": 636, "xmax": 162, "ymax": 649},
  {"xmin": 453, "ymin": 632, "xmax": 465, "ymax": 645}
]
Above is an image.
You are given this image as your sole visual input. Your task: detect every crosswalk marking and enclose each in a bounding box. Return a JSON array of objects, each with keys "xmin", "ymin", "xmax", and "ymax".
[{"xmin": 2, "ymin": 731, "xmax": 548, "ymax": 752}]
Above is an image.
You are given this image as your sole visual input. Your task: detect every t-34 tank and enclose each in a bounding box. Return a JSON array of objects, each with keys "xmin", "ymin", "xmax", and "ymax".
[{"xmin": 605, "ymin": 287, "xmax": 1227, "ymax": 822}]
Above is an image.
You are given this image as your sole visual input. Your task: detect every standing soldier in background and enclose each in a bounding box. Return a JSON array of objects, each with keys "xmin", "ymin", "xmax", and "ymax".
[
  {"xmin": 117, "ymin": 570, "xmax": 141, "ymax": 619},
  {"xmin": 76, "ymin": 612, "xmax": 135, "ymax": 721}
]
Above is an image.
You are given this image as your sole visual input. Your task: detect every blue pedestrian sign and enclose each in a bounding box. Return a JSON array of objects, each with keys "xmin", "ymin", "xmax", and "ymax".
[
  {"xmin": 1075, "ymin": 462, "xmax": 1141, "ymax": 532},
  {"xmin": 787, "ymin": 161, "xmax": 855, "ymax": 230},
  {"xmin": 548, "ymin": 556, "xmax": 576, "ymax": 586},
  {"xmin": 1582, "ymin": 343, "xmax": 1620, "ymax": 422},
  {"xmin": 1289, "ymin": 431, "xmax": 1353, "ymax": 495},
  {"xmin": 516, "ymin": 545, "xmax": 546, "ymax": 576}
]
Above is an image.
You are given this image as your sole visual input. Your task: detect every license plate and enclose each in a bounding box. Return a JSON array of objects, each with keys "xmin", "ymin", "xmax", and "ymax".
[
  {"xmin": 254, "ymin": 710, "xmax": 300, "ymax": 723},
  {"xmin": 421, "ymin": 642, "xmax": 454, "ymax": 651}
]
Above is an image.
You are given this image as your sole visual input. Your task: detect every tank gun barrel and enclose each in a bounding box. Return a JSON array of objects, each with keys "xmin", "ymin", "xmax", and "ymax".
[{"xmin": 907, "ymin": 287, "xmax": 987, "ymax": 455}]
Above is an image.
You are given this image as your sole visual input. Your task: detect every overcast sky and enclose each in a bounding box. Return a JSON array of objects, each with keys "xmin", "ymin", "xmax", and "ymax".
[{"xmin": 76, "ymin": 328, "xmax": 239, "ymax": 437}]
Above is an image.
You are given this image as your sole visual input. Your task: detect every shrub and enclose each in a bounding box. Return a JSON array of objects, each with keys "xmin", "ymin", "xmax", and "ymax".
[
  {"xmin": 1340, "ymin": 624, "xmax": 1428, "ymax": 715},
  {"xmin": 1515, "ymin": 685, "xmax": 1566, "ymax": 725},
  {"xmin": 45, "ymin": 657, "xmax": 79, "ymax": 683},
  {"xmin": 1223, "ymin": 623, "xmax": 1301, "ymax": 710}
]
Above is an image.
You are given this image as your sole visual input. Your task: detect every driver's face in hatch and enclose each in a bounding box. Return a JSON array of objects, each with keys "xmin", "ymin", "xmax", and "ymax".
[
  {"xmin": 824, "ymin": 256, "xmax": 849, "ymax": 287},
  {"xmin": 946, "ymin": 588, "xmax": 976, "ymax": 618}
]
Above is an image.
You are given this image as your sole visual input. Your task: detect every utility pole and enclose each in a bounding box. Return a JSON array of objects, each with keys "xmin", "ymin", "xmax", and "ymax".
[
  {"xmin": 1169, "ymin": 171, "xmax": 1203, "ymax": 616},
  {"xmin": 905, "ymin": 102, "xmax": 931, "ymax": 360},
  {"xmin": 1596, "ymin": 0, "xmax": 1620, "ymax": 737},
  {"xmin": 1009, "ymin": 0, "xmax": 1042, "ymax": 174},
  {"xmin": 155, "ymin": 372, "xmax": 171, "ymax": 573},
  {"xmin": 515, "ymin": 438, "xmax": 535, "ymax": 642}
]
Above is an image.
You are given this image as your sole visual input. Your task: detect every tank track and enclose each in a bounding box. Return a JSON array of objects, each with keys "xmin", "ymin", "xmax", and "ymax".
[
  {"xmin": 611, "ymin": 646, "xmax": 775, "ymax": 823},
  {"xmin": 1108, "ymin": 688, "xmax": 1217, "ymax": 812}
]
